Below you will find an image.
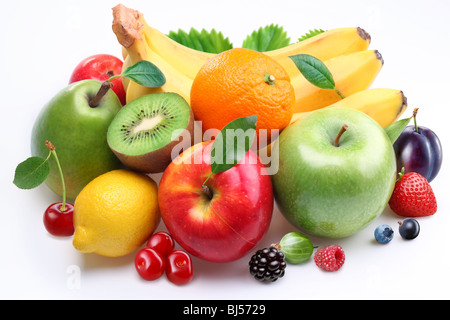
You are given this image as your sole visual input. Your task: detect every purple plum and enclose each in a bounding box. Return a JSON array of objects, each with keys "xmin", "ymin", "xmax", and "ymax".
[{"xmin": 393, "ymin": 125, "xmax": 442, "ymax": 182}]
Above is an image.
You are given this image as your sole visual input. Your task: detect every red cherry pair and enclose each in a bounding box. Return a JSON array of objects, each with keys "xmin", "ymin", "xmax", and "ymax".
[{"xmin": 135, "ymin": 231, "xmax": 193, "ymax": 285}]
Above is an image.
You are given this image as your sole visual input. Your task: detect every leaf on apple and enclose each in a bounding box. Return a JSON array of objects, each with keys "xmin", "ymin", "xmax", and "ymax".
[
  {"xmin": 210, "ymin": 115, "xmax": 257, "ymax": 174},
  {"xmin": 289, "ymin": 54, "xmax": 345, "ymax": 99},
  {"xmin": 119, "ymin": 61, "xmax": 166, "ymax": 88}
]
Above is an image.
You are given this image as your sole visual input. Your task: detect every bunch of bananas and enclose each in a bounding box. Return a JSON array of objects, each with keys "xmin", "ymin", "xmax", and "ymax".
[{"xmin": 112, "ymin": 4, "xmax": 407, "ymax": 130}]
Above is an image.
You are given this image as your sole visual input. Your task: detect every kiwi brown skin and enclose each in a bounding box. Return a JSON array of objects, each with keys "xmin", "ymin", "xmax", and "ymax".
[{"xmin": 110, "ymin": 110, "xmax": 195, "ymax": 173}]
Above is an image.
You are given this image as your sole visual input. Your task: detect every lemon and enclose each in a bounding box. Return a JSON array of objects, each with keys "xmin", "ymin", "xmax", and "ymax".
[{"xmin": 72, "ymin": 169, "xmax": 160, "ymax": 257}]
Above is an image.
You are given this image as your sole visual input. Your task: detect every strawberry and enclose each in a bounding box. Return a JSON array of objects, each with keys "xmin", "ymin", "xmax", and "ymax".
[{"xmin": 388, "ymin": 170, "xmax": 437, "ymax": 217}]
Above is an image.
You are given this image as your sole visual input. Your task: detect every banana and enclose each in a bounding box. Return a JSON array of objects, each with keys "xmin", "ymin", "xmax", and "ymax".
[
  {"xmin": 112, "ymin": 4, "xmax": 193, "ymax": 104},
  {"xmin": 291, "ymin": 88, "xmax": 407, "ymax": 128},
  {"xmin": 260, "ymin": 88, "xmax": 408, "ymax": 157},
  {"xmin": 292, "ymin": 50, "xmax": 384, "ymax": 113},
  {"xmin": 141, "ymin": 21, "xmax": 215, "ymax": 80},
  {"xmin": 266, "ymin": 27, "xmax": 371, "ymax": 79},
  {"xmin": 112, "ymin": 4, "xmax": 383, "ymax": 119},
  {"xmin": 142, "ymin": 21, "xmax": 371, "ymax": 80},
  {"xmin": 116, "ymin": 4, "xmax": 371, "ymax": 81}
]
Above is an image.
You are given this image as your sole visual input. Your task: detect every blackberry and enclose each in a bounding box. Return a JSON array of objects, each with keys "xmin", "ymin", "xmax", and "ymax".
[{"xmin": 249, "ymin": 246, "xmax": 286, "ymax": 282}]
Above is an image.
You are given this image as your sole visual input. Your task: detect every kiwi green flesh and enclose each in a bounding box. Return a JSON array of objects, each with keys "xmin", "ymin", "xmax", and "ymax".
[{"xmin": 107, "ymin": 92, "xmax": 195, "ymax": 173}]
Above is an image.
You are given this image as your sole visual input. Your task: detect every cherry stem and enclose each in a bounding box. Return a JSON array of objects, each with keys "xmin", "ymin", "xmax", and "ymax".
[
  {"xmin": 89, "ymin": 81, "xmax": 113, "ymax": 108},
  {"xmin": 412, "ymin": 108, "xmax": 419, "ymax": 133},
  {"xmin": 45, "ymin": 141, "xmax": 67, "ymax": 212},
  {"xmin": 334, "ymin": 124, "xmax": 348, "ymax": 147}
]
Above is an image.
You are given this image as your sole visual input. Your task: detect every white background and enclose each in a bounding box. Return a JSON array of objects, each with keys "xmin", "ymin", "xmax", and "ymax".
[{"xmin": 1, "ymin": 0, "xmax": 449, "ymax": 300}]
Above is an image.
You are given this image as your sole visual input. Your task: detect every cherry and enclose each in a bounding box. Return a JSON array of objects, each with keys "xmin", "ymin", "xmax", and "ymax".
[
  {"xmin": 146, "ymin": 231, "xmax": 175, "ymax": 257},
  {"xmin": 166, "ymin": 250, "xmax": 193, "ymax": 285},
  {"xmin": 43, "ymin": 202, "xmax": 74, "ymax": 236},
  {"xmin": 42, "ymin": 141, "xmax": 75, "ymax": 237},
  {"xmin": 135, "ymin": 248, "xmax": 166, "ymax": 281}
]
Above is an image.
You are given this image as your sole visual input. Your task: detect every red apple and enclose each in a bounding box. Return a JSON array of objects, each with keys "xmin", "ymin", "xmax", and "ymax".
[
  {"xmin": 69, "ymin": 54, "xmax": 126, "ymax": 105},
  {"xmin": 158, "ymin": 141, "xmax": 274, "ymax": 263}
]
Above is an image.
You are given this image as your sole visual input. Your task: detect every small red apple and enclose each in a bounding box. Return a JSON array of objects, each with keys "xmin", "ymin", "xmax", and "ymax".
[
  {"xmin": 158, "ymin": 141, "xmax": 274, "ymax": 263},
  {"xmin": 69, "ymin": 54, "xmax": 126, "ymax": 105}
]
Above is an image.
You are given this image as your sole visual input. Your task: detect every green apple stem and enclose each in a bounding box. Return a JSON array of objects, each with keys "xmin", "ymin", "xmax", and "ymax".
[
  {"xmin": 334, "ymin": 124, "xmax": 348, "ymax": 147},
  {"xmin": 89, "ymin": 81, "xmax": 114, "ymax": 108},
  {"xmin": 45, "ymin": 141, "xmax": 67, "ymax": 212},
  {"xmin": 413, "ymin": 107, "xmax": 419, "ymax": 133}
]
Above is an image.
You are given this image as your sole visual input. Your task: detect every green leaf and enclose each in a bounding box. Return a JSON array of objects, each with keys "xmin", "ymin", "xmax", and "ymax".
[
  {"xmin": 210, "ymin": 115, "xmax": 257, "ymax": 174},
  {"xmin": 13, "ymin": 156, "xmax": 50, "ymax": 190},
  {"xmin": 385, "ymin": 117, "xmax": 411, "ymax": 144},
  {"xmin": 289, "ymin": 54, "xmax": 335, "ymax": 90},
  {"xmin": 121, "ymin": 61, "xmax": 166, "ymax": 88},
  {"xmin": 242, "ymin": 24, "xmax": 291, "ymax": 52},
  {"xmin": 298, "ymin": 29, "xmax": 326, "ymax": 42},
  {"xmin": 168, "ymin": 28, "xmax": 233, "ymax": 54}
]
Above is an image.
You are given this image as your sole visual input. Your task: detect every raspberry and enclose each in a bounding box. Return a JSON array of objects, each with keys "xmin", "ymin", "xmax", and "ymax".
[
  {"xmin": 314, "ymin": 245, "xmax": 345, "ymax": 272},
  {"xmin": 388, "ymin": 172, "xmax": 437, "ymax": 217},
  {"xmin": 249, "ymin": 247, "xmax": 286, "ymax": 282}
]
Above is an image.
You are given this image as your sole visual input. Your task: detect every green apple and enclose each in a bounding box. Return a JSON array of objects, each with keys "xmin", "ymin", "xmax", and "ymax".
[
  {"xmin": 31, "ymin": 80, "xmax": 123, "ymax": 200},
  {"xmin": 272, "ymin": 107, "xmax": 397, "ymax": 238}
]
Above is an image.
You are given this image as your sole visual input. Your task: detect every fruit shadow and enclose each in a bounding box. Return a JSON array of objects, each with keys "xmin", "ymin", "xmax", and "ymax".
[
  {"xmin": 187, "ymin": 204, "xmax": 299, "ymax": 282},
  {"xmin": 76, "ymin": 250, "xmax": 136, "ymax": 270}
]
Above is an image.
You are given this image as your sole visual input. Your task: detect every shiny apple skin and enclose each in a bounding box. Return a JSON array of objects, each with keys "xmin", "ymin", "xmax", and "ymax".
[
  {"xmin": 158, "ymin": 141, "xmax": 274, "ymax": 263},
  {"xmin": 272, "ymin": 107, "xmax": 397, "ymax": 238},
  {"xmin": 393, "ymin": 125, "xmax": 442, "ymax": 182},
  {"xmin": 69, "ymin": 54, "xmax": 126, "ymax": 106}
]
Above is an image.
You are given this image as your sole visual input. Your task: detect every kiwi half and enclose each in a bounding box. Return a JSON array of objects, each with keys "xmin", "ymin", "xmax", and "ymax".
[{"xmin": 107, "ymin": 92, "xmax": 194, "ymax": 173}]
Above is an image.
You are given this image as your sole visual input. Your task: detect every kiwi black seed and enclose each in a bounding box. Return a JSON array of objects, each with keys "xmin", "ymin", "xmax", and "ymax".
[{"xmin": 107, "ymin": 92, "xmax": 195, "ymax": 173}]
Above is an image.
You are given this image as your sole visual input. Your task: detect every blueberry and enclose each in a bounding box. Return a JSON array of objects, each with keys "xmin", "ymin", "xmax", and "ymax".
[
  {"xmin": 374, "ymin": 224, "xmax": 394, "ymax": 244},
  {"xmin": 398, "ymin": 218, "xmax": 420, "ymax": 240}
]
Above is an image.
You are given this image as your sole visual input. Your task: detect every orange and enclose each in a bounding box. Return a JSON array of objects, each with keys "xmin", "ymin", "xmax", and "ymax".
[{"xmin": 190, "ymin": 48, "xmax": 295, "ymax": 144}]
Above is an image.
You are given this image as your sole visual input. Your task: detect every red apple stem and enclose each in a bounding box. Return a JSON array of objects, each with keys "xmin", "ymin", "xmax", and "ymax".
[
  {"xmin": 89, "ymin": 81, "xmax": 114, "ymax": 108},
  {"xmin": 202, "ymin": 184, "xmax": 213, "ymax": 200},
  {"xmin": 46, "ymin": 141, "xmax": 67, "ymax": 212},
  {"xmin": 334, "ymin": 125, "xmax": 348, "ymax": 147}
]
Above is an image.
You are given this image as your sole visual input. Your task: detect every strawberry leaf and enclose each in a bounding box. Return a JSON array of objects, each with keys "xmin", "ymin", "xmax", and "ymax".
[
  {"xmin": 168, "ymin": 28, "xmax": 233, "ymax": 53},
  {"xmin": 298, "ymin": 29, "xmax": 326, "ymax": 42},
  {"xmin": 242, "ymin": 24, "xmax": 291, "ymax": 52}
]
